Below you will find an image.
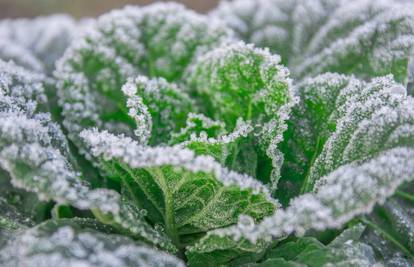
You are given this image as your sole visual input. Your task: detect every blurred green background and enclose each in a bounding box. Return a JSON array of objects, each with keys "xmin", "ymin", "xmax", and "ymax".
[{"xmin": 0, "ymin": 0, "xmax": 219, "ymax": 18}]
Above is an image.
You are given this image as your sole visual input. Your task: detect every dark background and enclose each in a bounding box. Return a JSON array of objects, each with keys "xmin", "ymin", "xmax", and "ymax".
[{"xmin": 0, "ymin": 0, "xmax": 219, "ymax": 19}]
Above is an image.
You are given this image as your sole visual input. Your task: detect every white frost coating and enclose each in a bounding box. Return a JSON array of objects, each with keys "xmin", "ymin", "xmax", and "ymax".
[
  {"xmin": 173, "ymin": 113, "xmax": 252, "ymax": 146},
  {"xmin": 0, "ymin": 40, "xmax": 44, "ymax": 73},
  {"xmin": 211, "ymin": 147, "xmax": 414, "ymax": 243},
  {"xmin": 0, "ymin": 60, "xmax": 47, "ymax": 107},
  {"xmin": 0, "ymin": 65, "xmax": 172, "ymax": 250},
  {"xmin": 123, "ymin": 78, "xmax": 152, "ymax": 144},
  {"xmin": 80, "ymin": 128, "xmax": 272, "ymax": 198},
  {"xmin": 55, "ymin": 2, "xmax": 233, "ymax": 156},
  {"xmin": 0, "ymin": 98, "xmax": 173, "ymax": 251},
  {"xmin": 213, "ymin": 0, "xmax": 414, "ymax": 83},
  {"xmin": 295, "ymin": 1, "xmax": 414, "ymax": 79},
  {"xmin": 188, "ymin": 41, "xmax": 296, "ymax": 191},
  {"xmin": 0, "ymin": 14, "xmax": 77, "ymax": 73},
  {"xmin": 0, "ymin": 221, "xmax": 184, "ymax": 267},
  {"xmin": 122, "ymin": 75, "xmax": 193, "ymax": 145},
  {"xmin": 0, "ymin": 109, "xmax": 172, "ymax": 250},
  {"xmin": 307, "ymin": 76, "xmax": 409, "ymax": 186}
]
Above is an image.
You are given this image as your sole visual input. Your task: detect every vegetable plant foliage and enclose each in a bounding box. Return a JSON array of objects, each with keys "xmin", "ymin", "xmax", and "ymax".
[{"xmin": 0, "ymin": 1, "xmax": 414, "ymax": 266}]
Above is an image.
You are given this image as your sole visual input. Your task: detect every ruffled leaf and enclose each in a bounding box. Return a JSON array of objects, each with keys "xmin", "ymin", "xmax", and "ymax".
[
  {"xmin": 278, "ymin": 74, "xmax": 409, "ymax": 201},
  {"xmin": 0, "ymin": 15, "xmax": 76, "ymax": 74},
  {"xmin": 205, "ymin": 75, "xmax": 414, "ymax": 259},
  {"xmin": 187, "ymin": 42, "xmax": 295, "ymax": 189},
  {"xmin": 0, "ymin": 63, "xmax": 174, "ymax": 251},
  {"xmin": 213, "ymin": 0, "xmax": 414, "ymax": 85},
  {"xmin": 251, "ymin": 224, "xmax": 376, "ymax": 267},
  {"xmin": 56, "ymin": 3, "xmax": 232, "ymax": 154},
  {"xmin": 0, "ymin": 219, "xmax": 184, "ymax": 267},
  {"xmin": 122, "ymin": 76, "xmax": 193, "ymax": 145},
  {"xmin": 81, "ymin": 129, "xmax": 276, "ymax": 248}
]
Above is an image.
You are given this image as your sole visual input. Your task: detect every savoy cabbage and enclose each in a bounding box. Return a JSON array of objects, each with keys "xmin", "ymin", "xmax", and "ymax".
[{"xmin": 0, "ymin": 0, "xmax": 414, "ymax": 266}]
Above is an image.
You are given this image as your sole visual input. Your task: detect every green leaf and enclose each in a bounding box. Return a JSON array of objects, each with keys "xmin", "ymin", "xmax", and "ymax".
[
  {"xmin": 0, "ymin": 60, "xmax": 48, "ymax": 112},
  {"xmin": 187, "ymin": 42, "xmax": 292, "ymax": 130},
  {"xmin": 208, "ymin": 75, "xmax": 414, "ymax": 253},
  {"xmin": 0, "ymin": 194, "xmax": 34, "ymax": 248},
  {"xmin": 214, "ymin": 0, "xmax": 414, "ymax": 85},
  {"xmin": 0, "ymin": 62, "xmax": 174, "ymax": 251},
  {"xmin": 0, "ymin": 218, "xmax": 184, "ymax": 267},
  {"xmin": 0, "ymin": 15, "xmax": 76, "ymax": 74},
  {"xmin": 279, "ymin": 74, "xmax": 410, "ymax": 199},
  {"xmin": 187, "ymin": 42, "xmax": 295, "ymax": 189},
  {"xmin": 0, "ymin": 110, "xmax": 174, "ymax": 251},
  {"xmin": 81, "ymin": 129, "xmax": 276, "ymax": 249},
  {"xmin": 169, "ymin": 114, "xmax": 258, "ymax": 178},
  {"xmin": 253, "ymin": 224, "xmax": 376, "ymax": 267},
  {"xmin": 361, "ymin": 181, "xmax": 414, "ymax": 263},
  {"xmin": 56, "ymin": 3, "xmax": 232, "ymax": 155}
]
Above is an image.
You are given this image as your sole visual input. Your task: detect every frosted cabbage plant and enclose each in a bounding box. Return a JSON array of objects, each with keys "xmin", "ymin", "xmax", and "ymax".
[{"xmin": 0, "ymin": 1, "xmax": 413, "ymax": 266}]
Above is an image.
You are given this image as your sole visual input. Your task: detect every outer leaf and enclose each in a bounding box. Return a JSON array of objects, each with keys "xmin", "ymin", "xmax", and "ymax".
[
  {"xmin": 189, "ymin": 73, "xmax": 414, "ymax": 261},
  {"xmin": 278, "ymin": 74, "xmax": 409, "ymax": 200},
  {"xmin": 0, "ymin": 15, "xmax": 76, "ymax": 74},
  {"xmin": 187, "ymin": 42, "xmax": 295, "ymax": 189},
  {"xmin": 213, "ymin": 0, "xmax": 414, "ymax": 85},
  {"xmin": 212, "ymin": 147, "xmax": 414, "ymax": 245},
  {"xmin": 204, "ymin": 76, "xmax": 414, "ymax": 255},
  {"xmin": 361, "ymin": 181, "xmax": 414, "ymax": 263},
  {"xmin": 253, "ymin": 224, "xmax": 376, "ymax": 267},
  {"xmin": 0, "ymin": 60, "xmax": 48, "ymax": 111},
  {"xmin": 56, "ymin": 2, "xmax": 232, "ymax": 155},
  {"xmin": 0, "ymin": 110, "xmax": 174, "ymax": 251},
  {"xmin": 0, "ymin": 219, "xmax": 184, "ymax": 267},
  {"xmin": 81, "ymin": 129, "xmax": 277, "ymax": 248},
  {"xmin": 0, "ymin": 40, "xmax": 44, "ymax": 73},
  {"xmin": 0, "ymin": 62, "xmax": 174, "ymax": 251}
]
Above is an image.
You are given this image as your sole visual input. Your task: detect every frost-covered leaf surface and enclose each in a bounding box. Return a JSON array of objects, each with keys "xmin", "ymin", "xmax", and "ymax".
[
  {"xmin": 2, "ymin": 0, "xmax": 414, "ymax": 266},
  {"xmin": 213, "ymin": 0, "xmax": 414, "ymax": 85},
  {"xmin": 81, "ymin": 129, "xmax": 276, "ymax": 249},
  {"xmin": 187, "ymin": 42, "xmax": 295, "ymax": 189},
  {"xmin": 207, "ymin": 74, "xmax": 414, "ymax": 258},
  {"xmin": 0, "ymin": 15, "xmax": 76, "ymax": 74},
  {"xmin": 0, "ymin": 61, "xmax": 174, "ymax": 251},
  {"xmin": 56, "ymin": 3, "xmax": 232, "ymax": 155},
  {"xmin": 0, "ymin": 219, "xmax": 184, "ymax": 267}
]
